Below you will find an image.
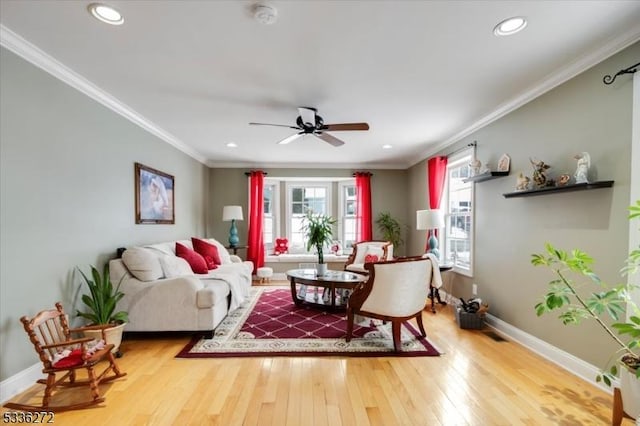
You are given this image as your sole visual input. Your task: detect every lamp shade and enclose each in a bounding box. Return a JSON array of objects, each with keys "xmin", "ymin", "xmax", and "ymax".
[
  {"xmin": 416, "ymin": 209, "xmax": 444, "ymax": 230},
  {"xmin": 222, "ymin": 205, "xmax": 243, "ymax": 221}
]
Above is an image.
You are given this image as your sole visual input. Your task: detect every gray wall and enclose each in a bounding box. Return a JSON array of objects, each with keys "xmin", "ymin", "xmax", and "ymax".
[
  {"xmin": 0, "ymin": 48, "xmax": 208, "ymax": 381},
  {"xmin": 407, "ymin": 41, "xmax": 639, "ymax": 368},
  {"xmin": 208, "ymin": 168, "xmax": 409, "ymax": 255}
]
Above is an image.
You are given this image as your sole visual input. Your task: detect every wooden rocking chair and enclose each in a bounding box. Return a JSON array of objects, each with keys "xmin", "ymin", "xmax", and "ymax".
[{"xmin": 3, "ymin": 302, "xmax": 126, "ymax": 412}]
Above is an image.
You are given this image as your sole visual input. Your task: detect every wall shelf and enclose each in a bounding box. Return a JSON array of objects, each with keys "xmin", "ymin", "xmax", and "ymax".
[
  {"xmin": 502, "ymin": 180, "xmax": 614, "ymax": 198},
  {"xmin": 463, "ymin": 171, "xmax": 509, "ymax": 183}
]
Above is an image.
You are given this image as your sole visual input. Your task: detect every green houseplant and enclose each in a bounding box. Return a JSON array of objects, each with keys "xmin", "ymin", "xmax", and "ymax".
[
  {"xmin": 531, "ymin": 201, "xmax": 639, "ymax": 417},
  {"xmin": 375, "ymin": 212, "xmax": 404, "ymax": 249},
  {"xmin": 301, "ymin": 212, "xmax": 336, "ymax": 276},
  {"xmin": 76, "ymin": 264, "xmax": 128, "ymax": 354}
]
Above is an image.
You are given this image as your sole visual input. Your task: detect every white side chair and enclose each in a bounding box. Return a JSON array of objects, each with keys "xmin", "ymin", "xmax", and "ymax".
[{"xmin": 345, "ymin": 256, "xmax": 433, "ymax": 352}]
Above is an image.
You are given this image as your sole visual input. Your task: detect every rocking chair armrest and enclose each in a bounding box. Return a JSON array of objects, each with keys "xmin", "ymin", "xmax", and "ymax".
[{"xmin": 41, "ymin": 336, "xmax": 94, "ymax": 349}]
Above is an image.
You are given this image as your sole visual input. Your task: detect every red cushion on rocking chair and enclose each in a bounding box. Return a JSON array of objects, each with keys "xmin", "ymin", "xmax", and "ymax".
[{"xmin": 52, "ymin": 348, "xmax": 84, "ymax": 368}]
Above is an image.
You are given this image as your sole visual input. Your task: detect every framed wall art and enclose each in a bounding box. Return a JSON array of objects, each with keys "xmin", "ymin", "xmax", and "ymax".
[
  {"xmin": 135, "ymin": 162, "xmax": 175, "ymax": 224},
  {"xmin": 497, "ymin": 154, "xmax": 511, "ymax": 172}
]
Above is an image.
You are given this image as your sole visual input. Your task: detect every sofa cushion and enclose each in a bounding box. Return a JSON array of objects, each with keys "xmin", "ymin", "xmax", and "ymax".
[
  {"xmin": 192, "ymin": 237, "xmax": 221, "ymax": 269},
  {"xmin": 205, "ymin": 238, "xmax": 231, "ymax": 264},
  {"xmin": 158, "ymin": 256, "xmax": 194, "ymax": 278},
  {"xmin": 176, "ymin": 242, "xmax": 208, "ymax": 274},
  {"xmin": 196, "ymin": 280, "xmax": 230, "ymax": 308},
  {"xmin": 122, "ymin": 247, "xmax": 163, "ymax": 281}
]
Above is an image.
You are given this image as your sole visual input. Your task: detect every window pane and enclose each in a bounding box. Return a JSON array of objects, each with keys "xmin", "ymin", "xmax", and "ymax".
[
  {"xmin": 292, "ymin": 188, "xmax": 303, "ymax": 202},
  {"xmin": 346, "ymin": 200, "xmax": 356, "ymax": 215}
]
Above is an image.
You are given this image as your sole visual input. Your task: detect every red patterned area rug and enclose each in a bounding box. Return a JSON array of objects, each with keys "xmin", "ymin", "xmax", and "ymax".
[{"xmin": 176, "ymin": 287, "xmax": 441, "ymax": 358}]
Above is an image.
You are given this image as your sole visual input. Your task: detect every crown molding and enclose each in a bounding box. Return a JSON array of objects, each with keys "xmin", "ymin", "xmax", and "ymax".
[
  {"xmin": 0, "ymin": 25, "xmax": 207, "ymax": 165},
  {"xmin": 411, "ymin": 25, "xmax": 640, "ymax": 166},
  {"xmin": 206, "ymin": 160, "xmax": 408, "ymax": 170}
]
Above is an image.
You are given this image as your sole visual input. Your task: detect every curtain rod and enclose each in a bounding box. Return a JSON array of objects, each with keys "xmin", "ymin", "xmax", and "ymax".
[
  {"xmin": 352, "ymin": 172, "xmax": 374, "ymax": 177},
  {"xmin": 244, "ymin": 171, "xmax": 268, "ymax": 176},
  {"xmin": 445, "ymin": 141, "xmax": 476, "ymax": 158},
  {"xmin": 603, "ymin": 61, "xmax": 640, "ymax": 85}
]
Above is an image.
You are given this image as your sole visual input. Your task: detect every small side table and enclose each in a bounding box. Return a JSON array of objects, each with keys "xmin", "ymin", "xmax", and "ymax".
[
  {"xmin": 225, "ymin": 245, "xmax": 247, "ymax": 256},
  {"xmin": 429, "ymin": 264, "xmax": 453, "ymax": 313}
]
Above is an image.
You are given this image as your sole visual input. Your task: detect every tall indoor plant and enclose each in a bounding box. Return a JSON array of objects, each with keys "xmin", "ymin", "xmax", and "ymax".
[
  {"xmin": 375, "ymin": 212, "xmax": 404, "ymax": 250},
  {"xmin": 531, "ymin": 201, "xmax": 639, "ymax": 419},
  {"xmin": 302, "ymin": 212, "xmax": 336, "ymax": 276},
  {"xmin": 76, "ymin": 264, "xmax": 129, "ymax": 355}
]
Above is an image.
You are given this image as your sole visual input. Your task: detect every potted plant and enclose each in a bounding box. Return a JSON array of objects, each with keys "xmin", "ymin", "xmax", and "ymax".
[
  {"xmin": 531, "ymin": 200, "xmax": 640, "ymax": 420},
  {"xmin": 301, "ymin": 212, "xmax": 336, "ymax": 276},
  {"xmin": 375, "ymin": 211, "xmax": 404, "ymax": 249},
  {"xmin": 76, "ymin": 264, "xmax": 128, "ymax": 355}
]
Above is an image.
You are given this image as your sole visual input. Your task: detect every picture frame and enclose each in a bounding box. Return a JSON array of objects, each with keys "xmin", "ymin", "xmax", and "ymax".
[
  {"xmin": 497, "ymin": 154, "xmax": 511, "ymax": 172},
  {"xmin": 135, "ymin": 162, "xmax": 175, "ymax": 224}
]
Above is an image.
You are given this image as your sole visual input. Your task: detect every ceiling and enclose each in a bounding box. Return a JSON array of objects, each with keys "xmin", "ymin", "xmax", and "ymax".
[{"xmin": 1, "ymin": 1, "xmax": 639, "ymax": 169}]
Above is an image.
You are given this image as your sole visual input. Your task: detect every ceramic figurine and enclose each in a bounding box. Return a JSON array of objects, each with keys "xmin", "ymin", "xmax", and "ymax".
[
  {"xmin": 515, "ymin": 173, "xmax": 530, "ymax": 191},
  {"xmin": 530, "ymin": 158, "xmax": 551, "ymax": 187},
  {"xmin": 557, "ymin": 174, "xmax": 571, "ymax": 186},
  {"xmin": 574, "ymin": 152, "xmax": 590, "ymax": 184},
  {"xmin": 469, "ymin": 158, "xmax": 482, "ymax": 176}
]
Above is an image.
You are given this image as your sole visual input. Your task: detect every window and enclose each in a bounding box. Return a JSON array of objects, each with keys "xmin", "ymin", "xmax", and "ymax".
[
  {"xmin": 338, "ymin": 181, "xmax": 357, "ymax": 251},
  {"xmin": 262, "ymin": 181, "xmax": 279, "ymax": 250},
  {"xmin": 443, "ymin": 151, "xmax": 474, "ymax": 276},
  {"xmin": 286, "ymin": 182, "xmax": 331, "ymax": 247}
]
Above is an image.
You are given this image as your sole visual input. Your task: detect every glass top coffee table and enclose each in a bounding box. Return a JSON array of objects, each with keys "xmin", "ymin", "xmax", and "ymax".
[{"xmin": 286, "ymin": 269, "xmax": 368, "ymax": 310}]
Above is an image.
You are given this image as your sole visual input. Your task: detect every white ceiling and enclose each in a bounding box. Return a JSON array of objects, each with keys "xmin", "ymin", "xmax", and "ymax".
[{"xmin": 1, "ymin": 1, "xmax": 639, "ymax": 169}]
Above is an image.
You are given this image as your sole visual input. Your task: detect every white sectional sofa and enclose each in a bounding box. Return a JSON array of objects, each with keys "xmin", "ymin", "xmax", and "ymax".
[{"xmin": 109, "ymin": 238, "xmax": 253, "ymax": 334}]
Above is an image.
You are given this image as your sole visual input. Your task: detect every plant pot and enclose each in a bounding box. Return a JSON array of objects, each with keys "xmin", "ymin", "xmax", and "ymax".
[
  {"xmin": 316, "ymin": 263, "xmax": 328, "ymax": 277},
  {"xmin": 620, "ymin": 365, "xmax": 640, "ymax": 420},
  {"xmin": 83, "ymin": 322, "xmax": 126, "ymax": 355}
]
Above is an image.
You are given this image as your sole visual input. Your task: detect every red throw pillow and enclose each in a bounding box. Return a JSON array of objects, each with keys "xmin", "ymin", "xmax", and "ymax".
[
  {"xmin": 176, "ymin": 242, "xmax": 208, "ymax": 274},
  {"xmin": 364, "ymin": 254, "xmax": 380, "ymax": 263},
  {"xmin": 53, "ymin": 348, "xmax": 84, "ymax": 368},
  {"xmin": 191, "ymin": 237, "xmax": 221, "ymax": 269}
]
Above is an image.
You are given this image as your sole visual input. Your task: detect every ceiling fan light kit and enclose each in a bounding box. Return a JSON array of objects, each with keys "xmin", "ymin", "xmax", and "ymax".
[{"xmin": 250, "ymin": 107, "xmax": 369, "ymax": 147}]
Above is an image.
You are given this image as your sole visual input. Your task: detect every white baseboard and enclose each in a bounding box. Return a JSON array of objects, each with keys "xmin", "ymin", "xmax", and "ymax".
[
  {"xmin": 0, "ymin": 363, "xmax": 43, "ymax": 404},
  {"xmin": 485, "ymin": 313, "xmax": 618, "ymax": 393}
]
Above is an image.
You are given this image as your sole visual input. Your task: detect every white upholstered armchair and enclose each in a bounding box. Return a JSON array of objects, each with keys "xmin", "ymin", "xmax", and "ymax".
[{"xmin": 345, "ymin": 256, "xmax": 433, "ymax": 352}]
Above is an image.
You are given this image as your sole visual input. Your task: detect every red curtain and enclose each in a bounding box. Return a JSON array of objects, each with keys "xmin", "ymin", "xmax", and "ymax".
[
  {"xmin": 355, "ymin": 172, "xmax": 372, "ymax": 242},
  {"xmin": 247, "ymin": 171, "xmax": 264, "ymax": 272},
  {"xmin": 426, "ymin": 156, "xmax": 448, "ymax": 246}
]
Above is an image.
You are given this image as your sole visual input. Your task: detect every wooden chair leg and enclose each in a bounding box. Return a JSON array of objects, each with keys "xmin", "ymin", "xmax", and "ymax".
[
  {"xmin": 87, "ymin": 367, "xmax": 101, "ymax": 401},
  {"xmin": 416, "ymin": 313, "xmax": 427, "ymax": 337},
  {"xmin": 43, "ymin": 373, "xmax": 55, "ymax": 408},
  {"xmin": 392, "ymin": 321, "xmax": 402, "ymax": 352},
  {"xmin": 346, "ymin": 310, "xmax": 354, "ymax": 342}
]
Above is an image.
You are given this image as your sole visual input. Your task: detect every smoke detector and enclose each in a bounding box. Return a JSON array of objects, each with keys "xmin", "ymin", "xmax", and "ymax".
[{"xmin": 253, "ymin": 3, "xmax": 277, "ymax": 25}]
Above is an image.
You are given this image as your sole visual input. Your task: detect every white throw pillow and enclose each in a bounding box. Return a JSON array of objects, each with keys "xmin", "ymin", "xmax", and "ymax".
[
  {"xmin": 159, "ymin": 256, "xmax": 194, "ymax": 278},
  {"xmin": 121, "ymin": 247, "xmax": 163, "ymax": 282},
  {"xmin": 364, "ymin": 245, "xmax": 385, "ymax": 261}
]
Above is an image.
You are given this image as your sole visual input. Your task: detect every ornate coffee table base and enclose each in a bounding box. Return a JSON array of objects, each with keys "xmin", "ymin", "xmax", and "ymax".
[{"xmin": 287, "ymin": 269, "xmax": 367, "ymax": 311}]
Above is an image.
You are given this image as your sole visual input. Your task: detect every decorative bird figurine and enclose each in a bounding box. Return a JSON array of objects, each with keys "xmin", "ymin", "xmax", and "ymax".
[{"xmin": 530, "ymin": 158, "xmax": 551, "ymax": 187}]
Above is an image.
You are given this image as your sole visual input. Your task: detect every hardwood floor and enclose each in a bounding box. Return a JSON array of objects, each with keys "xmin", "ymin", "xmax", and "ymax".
[{"xmin": 2, "ymin": 282, "xmax": 631, "ymax": 425}]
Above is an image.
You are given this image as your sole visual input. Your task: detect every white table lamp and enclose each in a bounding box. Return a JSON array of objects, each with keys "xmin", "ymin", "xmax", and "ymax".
[
  {"xmin": 222, "ymin": 205, "xmax": 243, "ymax": 247},
  {"xmin": 416, "ymin": 209, "xmax": 445, "ymax": 257}
]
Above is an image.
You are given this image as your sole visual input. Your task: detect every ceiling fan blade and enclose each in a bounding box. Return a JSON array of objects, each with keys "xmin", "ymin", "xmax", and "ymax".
[
  {"xmin": 322, "ymin": 122, "xmax": 370, "ymax": 131},
  {"xmin": 316, "ymin": 132, "xmax": 345, "ymax": 147},
  {"xmin": 249, "ymin": 122, "xmax": 301, "ymax": 130},
  {"xmin": 278, "ymin": 132, "xmax": 304, "ymax": 145},
  {"xmin": 298, "ymin": 107, "xmax": 317, "ymax": 127}
]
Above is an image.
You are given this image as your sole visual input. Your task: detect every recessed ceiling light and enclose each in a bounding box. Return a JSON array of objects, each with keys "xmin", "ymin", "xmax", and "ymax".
[
  {"xmin": 493, "ymin": 16, "xmax": 527, "ymax": 36},
  {"xmin": 252, "ymin": 3, "xmax": 278, "ymax": 25},
  {"xmin": 88, "ymin": 3, "xmax": 124, "ymax": 26},
  {"xmin": 382, "ymin": 144, "xmax": 393, "ymax": 149},
  {"xmin": 226, "ymin": 142, "xmax": 238, "ymax": 148}
]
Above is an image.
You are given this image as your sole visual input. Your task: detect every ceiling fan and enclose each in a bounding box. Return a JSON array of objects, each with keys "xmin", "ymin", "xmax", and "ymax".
[{"xmin": 249, "ymin": 107, "xmax": 369, "ymax": 147}]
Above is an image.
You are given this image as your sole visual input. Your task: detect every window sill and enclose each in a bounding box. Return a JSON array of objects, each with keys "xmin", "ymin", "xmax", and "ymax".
[{"xmin": 265, "ymin": 254, "xmax": 350, "ymax": 263}]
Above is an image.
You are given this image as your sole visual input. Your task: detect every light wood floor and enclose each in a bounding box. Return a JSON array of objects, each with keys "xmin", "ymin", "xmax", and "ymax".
[{"xmin": 2, "ymin": 282, "xmax": 632, "ymax": 425}]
